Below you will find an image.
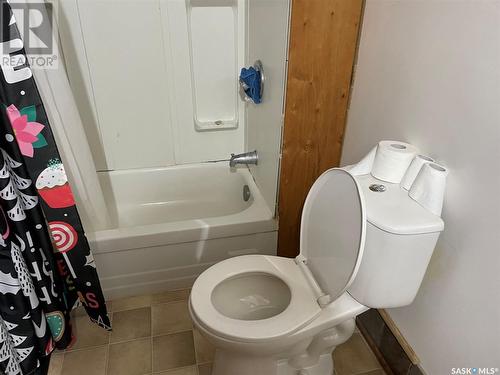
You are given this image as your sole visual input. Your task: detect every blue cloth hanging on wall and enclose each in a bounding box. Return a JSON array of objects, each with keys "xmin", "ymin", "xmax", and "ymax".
[{"xmin": 240, "ymin": 67, "xmax": 262, "ymax": 104}]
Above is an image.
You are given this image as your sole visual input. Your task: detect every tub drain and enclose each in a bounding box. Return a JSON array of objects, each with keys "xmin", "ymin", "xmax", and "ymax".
[{"xmin": 243, "ymin": 185, "xmax": 251, "ymax": 202}]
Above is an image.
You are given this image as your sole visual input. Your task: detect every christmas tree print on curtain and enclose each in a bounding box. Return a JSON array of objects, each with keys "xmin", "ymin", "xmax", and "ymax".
[
  {"xmin": 0, "ymin": 316, "xmax": 22, "ymax": 375},
  {"xmin": 0, "ymin": 149, "xmax": 39, "ymax": 222},
  {"xmin": 0, "ymin": 1, "xmax": 110, "ymax": 374},
  {"xmin": 0, "ymin": 145, "xmax": 69, "ymax": 374}
]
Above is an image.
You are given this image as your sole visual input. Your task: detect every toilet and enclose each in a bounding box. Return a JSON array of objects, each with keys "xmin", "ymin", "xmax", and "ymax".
[{"xmin": 189, "ymin": 168, "xmax": 444, "ymax": 375}]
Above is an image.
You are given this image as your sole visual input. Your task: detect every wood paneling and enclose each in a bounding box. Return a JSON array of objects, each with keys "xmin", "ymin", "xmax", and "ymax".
[{"xmin": 278, "ymin": 0, "xmax": 364, "ymax": 258}]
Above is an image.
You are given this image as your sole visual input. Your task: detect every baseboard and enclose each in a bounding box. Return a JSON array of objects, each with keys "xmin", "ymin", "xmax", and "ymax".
[{"xmin": 356, "ymin": 309, "xmax": 426, "ymax": 375}]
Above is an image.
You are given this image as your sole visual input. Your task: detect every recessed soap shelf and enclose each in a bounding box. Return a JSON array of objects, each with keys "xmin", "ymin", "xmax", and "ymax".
[
  {"xmin": 188, "ymin": 0, "xmax": 244, "ymax": 132},
  {"xmin": 195, "ymin": 118, "xmax": 238, "ymax": 131}
]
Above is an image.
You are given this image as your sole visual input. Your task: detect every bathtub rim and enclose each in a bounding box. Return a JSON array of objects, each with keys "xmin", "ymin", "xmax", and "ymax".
[{"xmin": 87, "ymin": 163, "xmax": 276, "ymax": 254}]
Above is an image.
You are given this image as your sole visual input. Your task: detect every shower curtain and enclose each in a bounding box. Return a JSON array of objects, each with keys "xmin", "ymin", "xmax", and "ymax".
[{"xmin": 0, "ymin": 2, "xmax": 110, "ymax": 374}]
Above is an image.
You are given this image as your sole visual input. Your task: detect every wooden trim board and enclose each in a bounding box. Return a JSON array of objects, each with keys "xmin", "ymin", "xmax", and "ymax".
[
  {"xmin": 277, "ymin": 0, "xmax": 364, "ymax": 258},
  {"xmin": 378, "ymin": 309, "xmax": 420, "ymax": 365},
  {"xmin": 356, "ymin": 309, "xmax": 425, "ymax": 375}
]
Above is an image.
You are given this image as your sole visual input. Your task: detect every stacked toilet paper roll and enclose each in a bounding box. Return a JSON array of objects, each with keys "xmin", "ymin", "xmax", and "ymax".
[
  {"xmin": 401, "ymin": 154, "xmax": 435, "ymax": 190},
  {"xmin": 343, "ymin": 146, "xmax": 377, "ymax": 176},
  {"xmin": 371, "ymin": 141, "xmax": 419, "ymax": 183},
  {"xmin": 409, "ymin": 162, "xmax": 448, "ymax": 216}
]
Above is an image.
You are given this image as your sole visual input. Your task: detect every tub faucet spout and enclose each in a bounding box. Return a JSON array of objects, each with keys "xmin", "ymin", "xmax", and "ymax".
[{"xmin": 229, "ymin": 150, "xmax": 258, "ymax": 168}]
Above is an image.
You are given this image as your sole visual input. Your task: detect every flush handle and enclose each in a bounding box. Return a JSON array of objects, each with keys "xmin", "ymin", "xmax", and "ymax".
[{"xmin": 369, "ymin": 184, "xmax": 386, "ymax": 192}]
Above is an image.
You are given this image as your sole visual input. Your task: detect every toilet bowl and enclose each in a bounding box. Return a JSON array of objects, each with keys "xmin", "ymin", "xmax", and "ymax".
[
  {"xmin": 189, "ymin": 166, "xmax": 444, "ymax": 375},
  {"xmin": 189, "ymin": 255, "xmax": 368, "ymax": 374}
]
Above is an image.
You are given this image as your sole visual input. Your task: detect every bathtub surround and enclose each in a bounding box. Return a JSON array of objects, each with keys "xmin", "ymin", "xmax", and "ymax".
[
  {"xmin": 341, "ymin": 0, "xmax": 500, "ymax": 372},
  {"xmin": 58, "ymin": 0, "xmax": 290, "ymax": 216},
  {"xmin": 59, "ymin": 0, "xmax": 246, "ymax": 170},
  {"xmin": 246, "ymin": 0, "xmax": 290, "ymax": 212},
  {"xmin": 0, "ymin": 3, "xmax": 109, "ymax": 374}
]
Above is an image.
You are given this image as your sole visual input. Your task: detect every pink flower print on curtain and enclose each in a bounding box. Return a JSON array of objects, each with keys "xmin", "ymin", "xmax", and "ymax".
[{"xmin": 6, "ymin": 104, "xmax": 46, "ymax": 157}]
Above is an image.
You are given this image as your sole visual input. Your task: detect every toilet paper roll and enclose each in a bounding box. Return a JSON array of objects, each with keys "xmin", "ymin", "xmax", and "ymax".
[
  {"xmin": 409, "ymin": 162, "xmax": 448, "ymax": 216},
  {"xmin": 343, "ymin": 146, "xmax": 377, "ymax": 176},
  {"xmin": 371, "ymin": 141, "xmax": 419, "ymax": 183},
  {"xmin": 401, "ymin": 154, "xmax": 434, "ymax": 190}
]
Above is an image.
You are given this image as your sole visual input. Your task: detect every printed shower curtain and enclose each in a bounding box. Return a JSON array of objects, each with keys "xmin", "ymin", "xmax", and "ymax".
[{"xmin": 0, "ymin": 2, "xmax": 110, "ymax": 374}]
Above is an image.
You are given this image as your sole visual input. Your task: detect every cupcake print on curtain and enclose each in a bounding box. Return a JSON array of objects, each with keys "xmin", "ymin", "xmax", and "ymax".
[{"xmin": 0, "ymin": 2, "xmax": 110, "ymax": 374}]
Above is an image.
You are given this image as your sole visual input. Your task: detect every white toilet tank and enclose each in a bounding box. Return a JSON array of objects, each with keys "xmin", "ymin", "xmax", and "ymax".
[{"xmin": 347, "ymin": 174, "xmax": 444, "ymax": 308}]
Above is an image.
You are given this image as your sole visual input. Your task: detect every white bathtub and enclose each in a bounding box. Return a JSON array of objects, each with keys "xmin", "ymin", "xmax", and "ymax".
[{"xmin": 87, "ymin": 162, "xmax": 277, "ymax": 299}]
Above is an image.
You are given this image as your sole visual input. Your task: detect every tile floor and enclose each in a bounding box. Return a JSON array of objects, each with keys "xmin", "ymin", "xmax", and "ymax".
[{"xmin": 48, "ymin": 289, "xmax": 385, "ymax": 375}]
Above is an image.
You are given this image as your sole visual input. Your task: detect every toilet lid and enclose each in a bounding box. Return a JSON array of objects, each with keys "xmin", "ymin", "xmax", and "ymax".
[{"xmin": 300, "ymin": 168, "xmax": 366, "ymax": 302}]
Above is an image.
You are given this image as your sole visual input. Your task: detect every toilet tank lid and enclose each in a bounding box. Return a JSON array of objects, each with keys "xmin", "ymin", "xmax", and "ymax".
[
  {"xmin": 355, "ymin": 174, "xmax": 444, "ymax": 235},
  {"xmin": 300, "ymin": 168, "xmax": 366, "ymax": 302}
]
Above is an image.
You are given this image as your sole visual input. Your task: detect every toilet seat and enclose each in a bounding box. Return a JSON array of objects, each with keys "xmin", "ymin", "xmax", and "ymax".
[{"xmin": 190, "ymin": 255, "xmax": 321, "ymax": 343}]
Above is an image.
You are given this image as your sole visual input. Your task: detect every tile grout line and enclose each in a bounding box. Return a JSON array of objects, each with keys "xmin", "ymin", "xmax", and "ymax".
[
  {"xmin": 351, "ymin": 368, "xmax": 385, "ymax": 375},
  {"xmin": 341, "ymin": 332, "xmax": 385, "ymax": 375},
  {"xmin": 357, "ymin": 332, "xmax": 386, "ymax": 374},
  {"xmin": 111, "ymin": 298, "xmax": 187, "ymax": 313},
  {"xmin": 151, "ymin": 305, "xmax": 154, "ymax": 375},
  {"xmin": 64, "ymin": 343, "xmax": 109, "ymax": 353},
  {"xmin": 152, "ymin": 327, "xmax": 194, "ymax": 339},
  {"xmin": 150, "ymin": 364, "xmax": 197, "ymax": 375},
  {"xmin": 68, "ymin": 330, "xmax": 194, "ymax": 355},
  {"xmin": 104, "ymin": 311, "xmax": 112, "ymax": 375},
  {"xmin": 108, "ymin": 289, "xmax": 191, "ymax": 313},
  {"xmin": 192, "ymin": 322, "xmax": 199, "ymax": 365},
  {"xmin": 56, "ymin": 351, "xmax": 65, "ymax": 375},
  {"xmin": 109, "ymin": 333, "xmax": 152, "ymax": 346}
]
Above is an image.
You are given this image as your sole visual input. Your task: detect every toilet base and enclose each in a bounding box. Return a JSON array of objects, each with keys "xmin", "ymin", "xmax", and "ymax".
[
  {"xmin": 211, "ymin": 350, "xmax": 335, "ymax": 375},
  {"xmin": 207, "ymin": 318, "xmax": 356, "ymax": 375},
  {"xmin": 278, "ymin": 353, "xmax": 334, "ymax": 375}
]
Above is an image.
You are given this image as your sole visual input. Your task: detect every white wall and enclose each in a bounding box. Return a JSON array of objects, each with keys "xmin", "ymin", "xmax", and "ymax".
[
  {"xmin": 341, "ymin": 1, "xmax": 500, "ymax": 373},
  {"xmin": 59, "ymin": 0, "xmax": 245, "ymax": 170},
  {"xmin": 246, "ymin": 0, "xmax": 289, "ymax": 212}
]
